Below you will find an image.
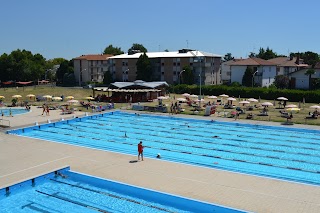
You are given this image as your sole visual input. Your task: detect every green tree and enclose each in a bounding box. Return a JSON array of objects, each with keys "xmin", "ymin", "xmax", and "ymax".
[
  {"xmin": 290, "ymin": 51, "xmax": 319, "ymax": 67},
  {"xmin": 136, "ymin": 53, "xmax": 152, "ymax": 81},
  {"xmin": 128, "ymin": 43, "xmax": 147, "ymax": 54},
  {"xmin": 257, "ymin": 47, "xmax": 277, "ymax": 60},
  {"xmin": 62, "ymin": 73, "xmax": 76, "ymax": 86},
  {"xmin": 103, "ymin": 71, "xmax": 113, "ymax": 85},
  {"xmin": 242, "ymin": 67, "xmax": 253, "ymax": 87},
  {"xmin": 274, "ymin": 75, "xmax": 290, "ymax": 89},
  {"xmin": 0, "ymin": 49, "xmax": 48, "ymax": 82},
  {"xmin": 223, "ymin": 53, "xmax": 234, "ymax": 61},
  {"xmin": 56, "ymin": 60, "xmax": 74, "ymax": 85},
  {"xmin": 181, "ymin": 66, "xmax": 194, "ymax": 85},
  {"xmin": 164, "ymin": 49, "xmax": 169, "ymax": 52},
  {"xmin": 248, "ymin": 52, "xmax": 256, "ymax": 58},
  {"xmin": 305, "ymin": 69, "xmax": 316, "ymax": 89},
  {"xmin": 103, "ymin": 44, "xmax": 124, "ymax": 55}
]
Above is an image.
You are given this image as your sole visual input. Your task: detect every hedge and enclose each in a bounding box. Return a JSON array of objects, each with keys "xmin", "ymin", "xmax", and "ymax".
[{"xmin": 169, "ymin": 84, "xmax": 320, "ymax": 103}]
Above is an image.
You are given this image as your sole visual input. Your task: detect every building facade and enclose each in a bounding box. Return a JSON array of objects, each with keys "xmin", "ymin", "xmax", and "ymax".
[
  {"xmin": 108, "ymin": 49, "xmax": 222, "ymax": 85},
  {"xmin": 268, "ymin": 57, "xmax": 308, "ymax": 76},
  {"xmin": 73, "ymin": 54, "xmax": 113, "ymax": 86},
  {"xmin": 229, "ymin": 58, "xmax": 277, "ymax": 87},
  {"xmin": 221, "ymin": 59, "xmax": 243, "ymax": 84}
]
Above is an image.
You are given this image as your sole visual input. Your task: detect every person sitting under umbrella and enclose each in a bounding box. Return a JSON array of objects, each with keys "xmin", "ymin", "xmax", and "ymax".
[{"xmin": 286, "ymin": 112, "xmax": 293, "ymax": 122}]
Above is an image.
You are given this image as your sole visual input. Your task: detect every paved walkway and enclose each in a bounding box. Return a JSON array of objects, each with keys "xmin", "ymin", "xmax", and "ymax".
[{"xmin": 1, "ymin": 106, "xmax": 320, "ymax": 213}]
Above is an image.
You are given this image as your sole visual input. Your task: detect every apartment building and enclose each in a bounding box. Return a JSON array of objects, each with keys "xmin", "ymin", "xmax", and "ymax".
[
  {"xmin": 108, "ymin": 49, "xmax": 222, "ymax": 85},
  {"xmin": 73, "ymin": 54, "xmax": 113, "ymax": 86}
]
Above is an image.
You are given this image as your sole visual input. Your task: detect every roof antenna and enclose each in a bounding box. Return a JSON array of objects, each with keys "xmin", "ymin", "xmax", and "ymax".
[
  {"xmin": 158, "ymin": 44, "xmax": 160, "ymax": 52},
  {"xmin": 186, "ymin": 40, "xmax": 189, "ymax": 48}
]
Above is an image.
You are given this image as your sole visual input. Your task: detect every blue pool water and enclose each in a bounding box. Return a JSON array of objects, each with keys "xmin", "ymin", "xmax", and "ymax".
[
  {"xmin": 0, "ymin": 167, "xmax": 243, "ymax": 213},
  {"xmin": 9, "ymin": 111, "xmax": 320, "ymax": 185},
  {"xmin": 0, "ymin": 108, "xmax": 29, "ymax": 116}
]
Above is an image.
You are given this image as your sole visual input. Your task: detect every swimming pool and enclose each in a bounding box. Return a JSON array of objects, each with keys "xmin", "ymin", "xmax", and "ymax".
[
  {"xmin": 8, "ymin": 111, "xmax": 320, "ymax": 185},
  {"xmin": 0, "ymin": 167, "xmax": 244, "ymax": 213},
  {"xmin": 0, "ymin": 108, "xmax": 29, "ymax": 116}
]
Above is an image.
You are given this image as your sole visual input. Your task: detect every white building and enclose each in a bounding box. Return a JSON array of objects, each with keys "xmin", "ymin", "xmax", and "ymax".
[
  {"xmin": 289, "ymin": 62, "xmax": 320, "ymax": 89},
  {"xmin": 268, "ymin": 57, "xmax": 308, "ymax": 76},
  {"xmin": 221, "ymin": 59, "xmax": 243, "ymax": 84},
  {"xmin": 229, "ymin": 58, "xmax": 277, "ymax": 87},
  {"xmin": 73, "ymin": 54, "xmax": 112, "ymax": 86},
  {"xmin": 108, "ymin": 49, "xmax": 222, "ymax": 85}
]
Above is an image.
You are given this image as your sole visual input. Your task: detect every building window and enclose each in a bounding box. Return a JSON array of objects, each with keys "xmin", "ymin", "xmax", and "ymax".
[
  {"xmin": 190, "ymin": 63, "xmax": 193, "ymax": 66},
  {"xmin": 173, "ymin": 71, "xmax": 176, "ymax": 75},
  {"xmin": 177, "ymin": 62, "xmax": 180, "ymax": 66},
  {"xmin": 161, "ymin": 71, "xmax": 164, "ymax": 75},
  {"xmin": 161, "ymin": 63, "xmax": 164, "ymax": 66},
  {"xmin": 173, "ymin": 62, "xmax": 176, "ymax": 66}
]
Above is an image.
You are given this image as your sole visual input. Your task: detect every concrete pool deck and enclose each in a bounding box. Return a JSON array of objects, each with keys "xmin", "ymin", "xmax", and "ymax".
[{"xmin": 0, "ymin": 106, "xmax": 320, "ymax": 213}]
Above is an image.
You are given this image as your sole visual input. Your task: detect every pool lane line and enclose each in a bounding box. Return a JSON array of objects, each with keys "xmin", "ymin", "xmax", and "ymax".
[
  {"xmin": 95, "ymin": 117, "xmax": 320, "ymax": 146},
  {"xmin": 66, "ymin": 122, "xmax": 320, "ymax": 159},
  {"xmin": 36, "ymin": 190, "xmax": 110, "ymax": 213},
  {"xmin": 104, "ymin": 115, "xmax": 320, "ymax": 141},
  {"xmin": 112, "ymin": 112, "xmax": 320, "ymax": 141},
  {"xmin": 34, "ymin": 128, "xmax": 320, "ymax": 174},
  {"xmin": 76, "ymin": 120, "xmax": 320, "ymax": 151},
  {"xmin": 55, "ymin": 124, "xmax": 320, "ymax": 163},
  {"xmin": 87, "ymin": 116, "xmax": 320, "ymax": 145},
  {"xmin": 49, "ymin": 179, "xmax": 176, "ymax": 213}
]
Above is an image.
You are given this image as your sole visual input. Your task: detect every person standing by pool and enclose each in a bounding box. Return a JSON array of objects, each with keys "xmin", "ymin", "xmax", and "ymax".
[
  {"xmin": 138, "ymin": 141, "xmax": 144, "ymax": 161},
  {"xmin": 41, "ymin": 104, "xmax": 46, "ymax": 115}
]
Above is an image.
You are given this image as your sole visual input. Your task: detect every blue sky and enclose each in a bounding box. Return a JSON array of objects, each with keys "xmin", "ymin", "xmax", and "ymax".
[{"xmin": 1, "ymin": 0, "xmax": 319, "ymax": 60}]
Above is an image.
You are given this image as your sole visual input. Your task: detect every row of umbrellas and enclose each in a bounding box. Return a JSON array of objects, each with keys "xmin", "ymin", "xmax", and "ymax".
[{"xmin": 0, "ymin": 94, "xmax": 94, "ymax": 101}]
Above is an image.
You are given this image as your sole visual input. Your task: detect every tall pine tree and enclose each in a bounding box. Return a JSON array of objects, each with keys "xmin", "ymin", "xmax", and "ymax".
[{"xmin": 136, "ymin": 53, "xmax": 152, "ymax": 81}]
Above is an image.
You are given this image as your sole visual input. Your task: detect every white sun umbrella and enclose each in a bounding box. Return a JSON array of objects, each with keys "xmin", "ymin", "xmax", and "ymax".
[
  {"xmin": 67, "ymin": 99, "xmax": 79, "ymax": 104},
  {"xmin": 239, "ymin": 101, "xmax": 250, "ymax": 104},
  {"xmin": 227, "ymin": 97, "xmax": 237, "ymax": 101},
  {"xmin": 177, "ymin": 98, "xmax": 187, "ymax": 102},
  {"xmin": 285, "ymin": 104, "xmax": 298, "ymax": 108},
  {"xmin": 219, "ymin": 94, "xmax": 229, "ymax": 98},
  {"xmin": 157, "ymin": 96, "xmax": 167, "ymax": 100},
  {"xmin": 42, "ymin": 95, "xmax": 52, "ymax": 100},
  {"xmin": 261, "ymin": 102, "xmax": 273, "ymax": 106},
  {"xmin": 182, "ymin": 93, "xmax": 190, "ymax": 97},
  {"xmin": 310, "ymin": 105, "xmax": 320, "ymax": 109},
  {"xmin": 85, "ymin": 97, "xmax": 95, "ymax": 100},
  {"xmin": 189, "ymin": 94, "xmax": 198, "ymax": 98},
  {"xmin": 12, "ymin": 95, "xmax": 22, "ymax": 98},
  {"xmin": 52, "ymin": 97, "xmax": 62, "ymax": 101},
  {"xmin": 247, "ymin": 98, "xmax": 258, "ymax": 102},
  {"xmin": 196, "ymin": 99, "xmax": 205, "ymax": 102},
  {"xmin": 26, "ymin": 94, "xmax": 35, "ymax": 98},
  {"xmin": 207, "ymin": 96, "xmax": 217, "ymax": 99},
  {"xmin": 277, "ymin": 97, "xmax": 288, "ymax": 101}
]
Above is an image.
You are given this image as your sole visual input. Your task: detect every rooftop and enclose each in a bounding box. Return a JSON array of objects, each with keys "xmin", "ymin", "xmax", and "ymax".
[
  {"xmin": 110, "ymin": 80, "xmax": 169, "ymax": 89},
  {"xmin": 268, "ymin": 57, "xmax": 309, "ymax": 67},
  {"xmin": 74, "ymin": 54, "xmax": 113, "ymax": 61},
  {"xmin": 109, "ymin": 50, "xmax": 222, "ymax": 59},
  {"xmin": 229, "ymin": 57, "xmax": 277, "ymax": 66}
]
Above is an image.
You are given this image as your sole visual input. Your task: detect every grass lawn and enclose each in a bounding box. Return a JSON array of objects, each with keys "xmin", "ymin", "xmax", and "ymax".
[
  {"xmin": 0, "ymin": 86, "xmax": 319, "ymax": 126},
  {"xmin": 142, "ymin": 94, "xmax": 320, "ymax": 126}
]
